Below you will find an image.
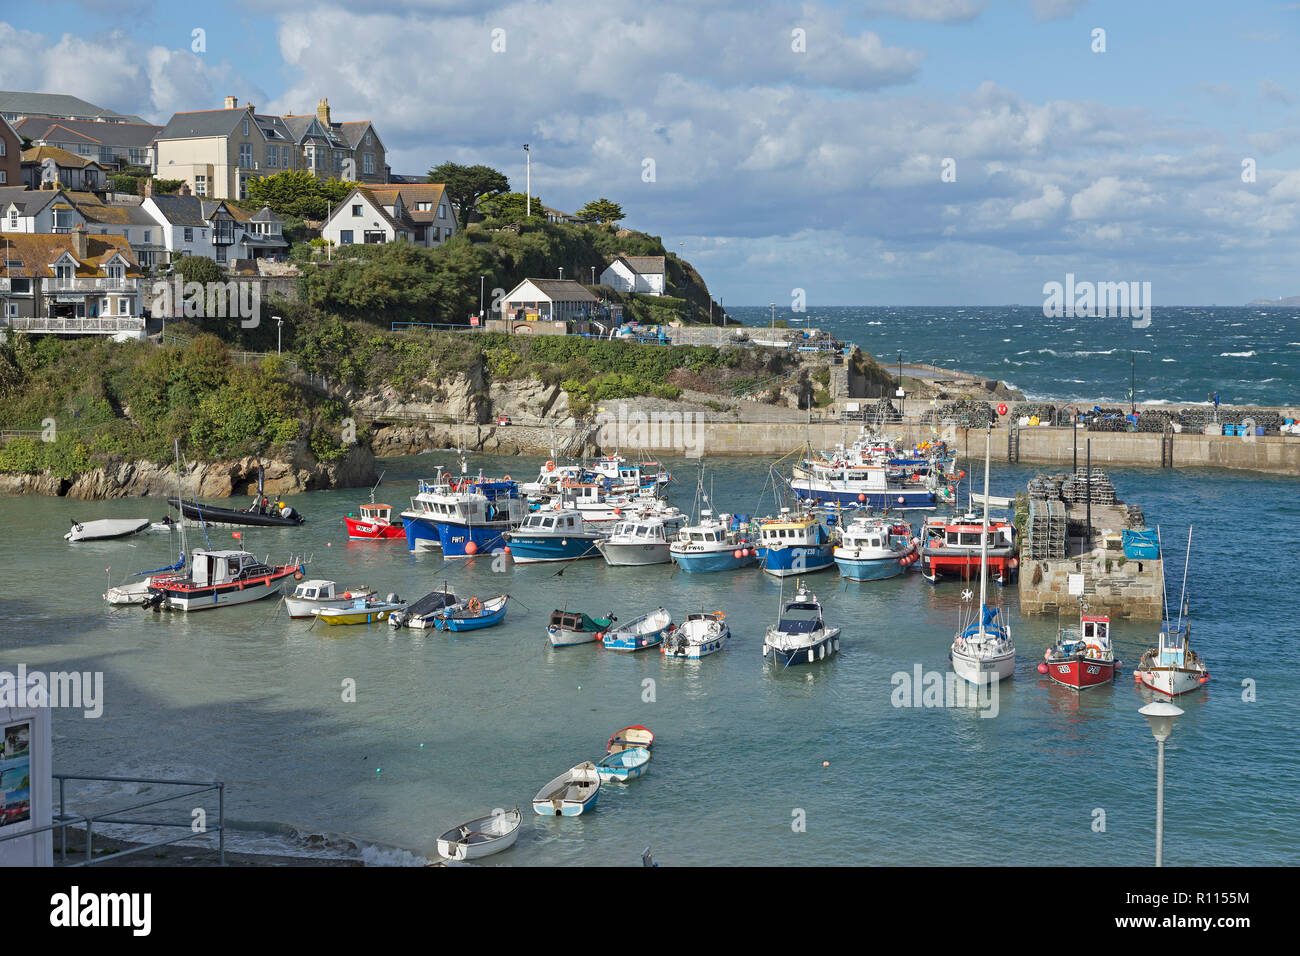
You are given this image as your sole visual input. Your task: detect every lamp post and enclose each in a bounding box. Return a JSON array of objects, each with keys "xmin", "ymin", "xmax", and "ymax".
[
  {"xmin": 1139, "ymin": 700, "xmax": 1184, "ymax": 867},
  {"xmin": 274, "ymin": 316, "xmax": 283, "ymax": 355},
  {"xmin": 523, "ymin": 144, "xmax": 530, "ymax": 218},
  {"xmin": 479, "ymin": 275, "xmax": 485, "ymax": 319},
  {"xmin": 897, "ymin": 351, "xmax": 904, "ymax": 418}
]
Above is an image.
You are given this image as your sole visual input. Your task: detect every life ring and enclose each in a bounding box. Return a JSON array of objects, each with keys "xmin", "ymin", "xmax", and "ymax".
[
  {"xmin": 503, "ymin": 474, "xmax": 511, "ymax": 480},
  {"xmin": 294, "ymin": 571, "xmax": 304, "ymax": 580},
  {"xmin": 546, "ymin": 460, "xmax": 556, "ymax": 472},
  {"xmin": 343, "ymin": 591, "xmax": 352, "ymax": 599},
  {"xmin": 467, "ymin": 597, "xmax": 482, "ymax": 613}
]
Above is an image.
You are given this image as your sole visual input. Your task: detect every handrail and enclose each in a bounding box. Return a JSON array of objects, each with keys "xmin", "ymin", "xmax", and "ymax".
[{"xmin": 0, "ymin": 772, "xmax": 226, "ymax": 866}]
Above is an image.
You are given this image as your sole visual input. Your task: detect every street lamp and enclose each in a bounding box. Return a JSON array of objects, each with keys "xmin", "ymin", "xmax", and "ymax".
[
  {"xmin": 523, "ymin": 144, "xmax": 531, "ymax": 218},
  {"xmin": 1139, "ymin": 700, "xmax": 1184, "ymax": 867},
  {"xmin": 274, "ymin": 316, "xmax": 283, "ymax": 355},
  {"xmin": 897, "ymin": 351, "xmax": 905, "ymax": 418},
  {"xmin": 479, "ymin": 275, "xmax": 485, "ymax": 319}
]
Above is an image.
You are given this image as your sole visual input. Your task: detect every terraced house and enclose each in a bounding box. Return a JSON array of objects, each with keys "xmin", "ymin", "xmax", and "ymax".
[
  {"xmin": 15, "ymin": 117, "xmax": 162, "ymax": 171},
  {"xmin": 154, "ymin": 96, "xmax": 387, "ymax": 200},
  {"xmin": 0, "ymin": 225, "xmax": 145, "ymax": 339}
]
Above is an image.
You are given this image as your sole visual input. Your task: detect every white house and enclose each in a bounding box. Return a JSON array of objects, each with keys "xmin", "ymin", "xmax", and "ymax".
[
  {"xmin": 499, "ymin": 278, "xmax": 599, "ymax": 328},
  {"xmin": 599, "ymin": 255, "xmax": 666, "ymax": 296},
  {"xmin": 142, "ymin": 192, "xmax": 286, "ymax": 267},
  {"xmin": 319, "ymin": 183, "xmax": 456, "ymax": 249},
  {"xmin": 0, "ymin": 186, "xmax": 87, "ymax": 234}
]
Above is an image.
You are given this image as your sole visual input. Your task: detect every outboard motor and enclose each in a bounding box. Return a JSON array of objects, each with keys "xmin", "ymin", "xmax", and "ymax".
[
  {"xmin": 280, "ymin": 505, "xmax": 296, "ymax": 520},
  {"xmin": 386, "ymin": 592, "xmax": 400, "ymax": 604}
]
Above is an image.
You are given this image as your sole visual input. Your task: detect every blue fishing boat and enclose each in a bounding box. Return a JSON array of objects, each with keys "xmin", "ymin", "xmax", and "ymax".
[
  {"xmin": 603, "ymin": 608, "xmax": 673, "ymax": 652},
  {"xmin": 430, "ymin": 594, "xmax": 509, "ymax": 631},
  {"xmin": 669, "ymin": 510, "xmax": 756, "ymax": 572},
  {"xmin": 595, "ymin": 746, "xmax": 650, "ymax": 783},
  {"xmin": 503, "ymin": 509, "xmax": 602, "ymax": 563},
  {"xmin": 400, "ymin": 473, "xmax": 526, "ymax": 556},
  {"xmin": 755, "ymin": 509, "xmax": 835, "ymax": 577}
]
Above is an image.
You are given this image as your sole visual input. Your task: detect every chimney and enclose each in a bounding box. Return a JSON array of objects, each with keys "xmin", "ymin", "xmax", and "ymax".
[
  {"xmin": 142, "ymin": 178, "xmax": 153, "ymax": 199},
  {"xmin": 224, "ymin": 95, "xmax": 238, "ymax": 109},
  {"xmin": 316, "ymin": 98, "xmax": 331, "ymax": 126},
  {"xmin": 71, "ymin": 223, "xmax": 88, "ymax": 261},
  {"xmin": 179, "ymin": 182, "xmax": 191, "ymax": 196}
]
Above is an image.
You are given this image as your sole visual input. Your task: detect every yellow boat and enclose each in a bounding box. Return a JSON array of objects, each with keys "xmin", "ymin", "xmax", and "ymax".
[{"xmin": 315, "ymin": 597, "xmax": 407, "ymax": 626}]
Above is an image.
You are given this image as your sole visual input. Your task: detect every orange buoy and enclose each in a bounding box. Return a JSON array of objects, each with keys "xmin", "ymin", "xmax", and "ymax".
[{"xmin": 465, "ymin": 541, "xmax": 479, "ymax": 555}]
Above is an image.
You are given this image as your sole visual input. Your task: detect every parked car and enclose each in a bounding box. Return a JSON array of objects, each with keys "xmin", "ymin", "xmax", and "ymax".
[{"xmin": 497, "ymin": 414, "xmax": 512, "ymax": 426}]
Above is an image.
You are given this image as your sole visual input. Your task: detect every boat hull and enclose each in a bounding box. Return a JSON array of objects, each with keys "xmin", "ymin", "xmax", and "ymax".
[
  {"xmin": 763, "ymin": 630, "xmax": 840, "ymax": 667},
  {"xmin": 548, "ymin": 626, "xmax": 603, "ymax": 646},
  {"xmin": 505, "ymin": 533, "xmax": 602, "ymax": 563},
  {"xmin": 924, "ymin": 549, "xmax": 1017, "ymax": 581},
  {"xmin": 1047, "ymin": 657, "xmax": 1116, "ymax": 690},
  {"xmin": 663, "ymin": 620, "xmax": 730, "ymax": 659},
  {"xmin": 66, "ymin": 518, "xmax": 150, "ymax": 542},
  {"xmin": 792, "ymin": 483, "xmax": 936, "ymax": 510},
  {"xmin": 758, "ymin": 546, "xmax": 835, "ymax": 577},
  {"xmin": 436, "ymin": 812, "xmax": 521, "ymax": 861},
  {"xmin": 595, "ymin": 540, "xmax": 671, "ymax": 566},
  {"xmin": 150, "ymin": 567, "xmax": 299, "ymax": 612},
  {"xmin": 343, "ymin": 516, "xmax": 405, "ymax": 540},
  {"xmin": 316, "ymin": 605, "xmax": 404, "ymax": 626},
  {"xmin": 1135, "ymin": 666, "xmax": 1207, "ymax": 697},
  {"xmin": 834, "ymin": 555, "xmax": 906, "ymax": 581},
  {"xmin": 603, "ymin": 628, "xmax": 668, "ymax": 652},
  {"xmin": 167, "ymin": 498, "xmax": 303, "ymax": 527},
  {"xmin": 671, "ymin": 549, "xmax": 756, "ymax": 573},
  {"xmin": 951, "ymin": 648, "xmax": 1015, "ymax": 685}
]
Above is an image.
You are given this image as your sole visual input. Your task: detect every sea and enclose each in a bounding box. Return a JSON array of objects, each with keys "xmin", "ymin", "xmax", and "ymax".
[
  {"xmin": 725, "ymin": 305, "xmax": 1300, "ymax": 407},
  {"xmin": 4, "ymin": 448, "xmax": 1298, "ymax": 866}
]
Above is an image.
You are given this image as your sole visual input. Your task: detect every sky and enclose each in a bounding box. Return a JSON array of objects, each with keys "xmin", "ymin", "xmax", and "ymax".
[{"xmin": 3, "ymin": 0, "xmax": 1300, "ymax": 306}]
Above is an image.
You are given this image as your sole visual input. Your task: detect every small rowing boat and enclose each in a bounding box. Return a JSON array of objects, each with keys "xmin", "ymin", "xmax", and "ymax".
[
  {"xmin": 65, "ymin": 518, "xmax": 150, "ymax": 542},
  {"xmin": 430, "ymin": 594, "xmax": 509, "ymax": 631},
  {"xmin": 435, "ymin": 807, "xmax": 522, "ymax": 861},
  {"xmin": 606, "ymin": 725, "xmax": 654, "ymax": 753},
  {"xmin": 314, "ymin": 594, "xmax": 407, "ymax": 626},
  {"xmin": 602, "ymin": 607, "xmax": 672, "ymax": 652},
  {"xmin": 596, "ymin": 746, "xmax": 650, "ymax": 783},
  {"xmin": 547, "ymin": 609, "xmax": 616, "ymax": 647},
  {"xmin": 662, "ymin": 611, "xmax": 730, "ymax": 659},
  {"xmin": 532, "ymin": 762, "xmax": 600, "ymax": 816}
]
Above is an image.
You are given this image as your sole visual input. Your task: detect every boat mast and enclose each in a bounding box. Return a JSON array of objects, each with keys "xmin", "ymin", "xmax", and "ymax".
[
  {"xmin": 1175, "ymin": 525, "xmax": 1192, "ymax": 634},
  {"xmin": 978, "ymin": 427, "xmax": 991, "ymax": 623},
  {"xmin": 173, "ymin": 439, "xmax": 188, "ymax": 561}
]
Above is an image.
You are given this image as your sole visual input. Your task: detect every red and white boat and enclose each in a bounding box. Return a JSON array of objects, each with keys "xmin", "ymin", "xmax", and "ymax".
[
  {"xmin": 1041, "ymin": 611, "xmax": 1117, "ymax": 690},
  {"xmin": 920, "ymin": 512, "xmax": 1018, "ymax": 583},
  {"xmin": 145, "ymin": 549, "xmax": 302, "ymax": 612},
  {"xmin": 344, "ymin": 502, "xmax": 405, "ymax": 540}
]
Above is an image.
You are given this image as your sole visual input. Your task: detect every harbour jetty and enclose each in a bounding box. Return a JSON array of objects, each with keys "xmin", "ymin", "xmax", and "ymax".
[{"xmin": 1015, "ymin": 469, "xmax": 1164, "ymax": 619}]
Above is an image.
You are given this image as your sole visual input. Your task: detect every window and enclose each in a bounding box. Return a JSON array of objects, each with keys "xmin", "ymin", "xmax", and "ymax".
[
  {"xmin": 143, "ymin": 229, "xmax": 151, "ymax": 243},
  {"xmin": 215, "ymin": 245, "xmax": 227, "ymax": 262},
  {"xmin": 363, "ymin": 152, "xmax": 374, "ymax": 175},
  {"xmin": 281, "ymin": 146, "xmax": 290, "ymax": 168},
  {"xmin": 118, "ymin": 298, "xmax": 129, "ymax": 315},
  {"xmin": 333, "ymin": 151, "xmax": 343, "ymax": 172},
  {"xmin": 243, "ymin": 118, "xmax": 250, "ymax": 137},
  {"xmin": 339, "ymin": 230, "xmax": 353, "ymax": 244},
  {"xmin": 0, "ymin": 171, "xmax": 5, "ymax": 185},
  {"xmin": 267, "ymin": 147, "xmax": 277, "ymax": 168},
  {"xmin": 239, "ymin": 143, "xmax": 253, "ymax": 167},
  {"xmin": 128, "ymin": 148, "xmax": 144, "ymax": 165},
  {"xmin": 0, "ymin": 140, "xmax": 4, "ymax": 156},
  {"xmin": 365, "ymin": 132, "xmax": 372, "ymax": 146},
  {"xmin": 7, "ymin": 211, "xmax": 14, "ymax": 228},
  {"xmin": 439, "ymin": 202, "xmax": 447, "ymax": 219},
  {"xmin": 183, "ymin": 227, "xmax": 193, "ymax": 242},
  {"xmin": 195, "ymin": 174, "xmax": 207, "ymax": 197},
  {"xmin": 351, "ymin": 204, "xmax": 362, "ymax": 216},
  {"xmin": 415, "ymin": 202, "xmax": 431, "ymax": 212}
]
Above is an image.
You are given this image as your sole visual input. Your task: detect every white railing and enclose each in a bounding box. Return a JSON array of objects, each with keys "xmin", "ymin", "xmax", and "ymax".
[
  {"xmin": 6, "ymin": 316, "xmax": 145, "ymax": 333},
  {"xmin": 45, "ymin": 277, "xmax": 138, "ymax": 292}
]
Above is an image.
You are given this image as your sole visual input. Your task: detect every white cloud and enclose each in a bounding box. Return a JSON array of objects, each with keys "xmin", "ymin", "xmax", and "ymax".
[{"xmin": 864, "ymin": 0, "xmax": 987, "ymax": 22}]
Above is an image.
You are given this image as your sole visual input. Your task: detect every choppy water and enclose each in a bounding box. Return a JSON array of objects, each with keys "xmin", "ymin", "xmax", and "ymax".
[
  {"xmin": 726, "ymin": 306, "xmax": 1299, "ymax": 407},
  {"xmin": 5, "ymin": 453, "xmax": 1297, "ymax": 865}
]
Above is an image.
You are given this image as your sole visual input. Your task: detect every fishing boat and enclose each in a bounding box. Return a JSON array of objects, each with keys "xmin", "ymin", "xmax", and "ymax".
[
  {"xmin": 1136, "ymin": 528, "xmax": 1209, "ymax": 696},
  {"xmin": 1041, "ymin": 607, "xmax": 1117, "ymax": 690},
  {"xmin": 588, "ymin": 456, "xmax": 672, "ymax": 495},
  {"xmin": 791, "ymin": 457, "xmax": 939, "ymax": 510},
  {"xmin": 315, "ymin": 594, "xmax": 407, "ymax": 626},
  {"xmin": 547, "ymin": 609, "xmax": 616, "ymax": 646},
  {"xmin": 532, "ymin": 762, "xmax": 600, "ymax": 816},
  {"xmin": 834, "ymin": 515, "xmax": 918, "ymax": 580},
  {"xmin": 949, "ymin": 430, "xmax": 1015, "ymax": 685},
  {"xmin": 755, "ymin": 509, "xmax": 835, "ymax": 577},
  {"xmin": 400, "ymin": 473, "xmax": 525, "ymax": 556},
  {"xmin": 343, "ymin": 503, "xmax": 404, "ymax": 541},
  {"xmin": 285, "ymin": 580, "xmax": 377, "ymax": 619},
  {"xmin": 596, "ymin": 746, "xmax": 651, "ymax": 783},
  {"xmin": 762, "ymin": 582, "xmax": 841, "ymax": 666},
  {"xmin": 520, "ymin": 460, "xmax": 589, "ymax": 496},
  {"xmin": 549, "ymin": 480, "xmax": 680, "ymax": 526},
  {"xmin": 387, "ymin": 588, "xmax": 460, "ymax": 629},
  {"xmin": 607, "ymin": 726, "xmax": 654, "ymax": 753},
  {"xmin": 602, "ymin": 607, "xmax": 673, "ymax": 652},
  {"xmin": 167, "ymin": 496, "xmax": 304, "ymax": 527},
  {"xmin": 429, "ymin": 594, "xmax": 509, "ymax": 631},
  {"xmin": 503, "ymin": 509, "xmax": 603, "ymax": 563},
  {"xmin": 920, "ymin": 512, "xmax": 1018, "ymax": 583},
  {"xmin": 662, "ymin": 611, "xmax": 730, "ymax": 659},
  {"xmin": 669, "ymin": 510, "xmax": 756, "ymax": 572},
  {"xmin": 65, "ymin": 517, "xmax": 150, "ymax": 542},
  {"xmin": 594, "ymin": 515, "xmax": 681, "ymax": 566},
  {"xmin": 435, "ymin": 807, "xmax": 522, "ymax": 861},
  {"xmin": 144, "ymin": 549, "xmax": 302, "ymax": 612}
]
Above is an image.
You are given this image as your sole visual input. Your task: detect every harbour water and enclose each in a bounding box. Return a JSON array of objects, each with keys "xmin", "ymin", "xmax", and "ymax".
[
  {"xmin": 4, "ymin": 453, "xmax": 1298, "ymax": 866},
  {"xmin": 727, "ymin": 306, "xmax": 1300, "ymax": 407}
]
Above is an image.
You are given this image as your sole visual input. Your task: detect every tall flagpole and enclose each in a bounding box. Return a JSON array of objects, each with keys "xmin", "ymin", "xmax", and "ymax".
[{"xmin": 523, "ymin": 144, "xmax": 531, "ymax": 218}]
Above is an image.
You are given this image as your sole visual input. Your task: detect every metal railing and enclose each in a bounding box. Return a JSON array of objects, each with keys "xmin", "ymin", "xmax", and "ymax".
[
  {"xmin": 6, "ymin": 316, "xmax": 145, "ymax": 333},
  {"xmin": 0, "ymin": 773, "xmax": 224, "ymax": 866}
]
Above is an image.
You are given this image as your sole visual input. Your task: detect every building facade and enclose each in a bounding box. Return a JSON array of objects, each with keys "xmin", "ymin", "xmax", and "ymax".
[
  {"xmin": 600, "ymin": 255, "xmax": 666, "ymax": 296},
  {"xmin": 319, "ymin": 183, "xmax": 456, "ymax": 248}
]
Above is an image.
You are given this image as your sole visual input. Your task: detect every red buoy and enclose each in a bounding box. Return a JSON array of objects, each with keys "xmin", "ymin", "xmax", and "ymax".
[{"xmin": 465, "ymin": 541, "xmax": 479, "ymax": 555}]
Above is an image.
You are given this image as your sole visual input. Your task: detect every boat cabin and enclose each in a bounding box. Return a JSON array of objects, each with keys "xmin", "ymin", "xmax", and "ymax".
[
  {"xmin": 841, "ymin": 520, "xmax": 892, "ymax": 551},
  {"xmin": 1157, "ymin": 621, "xmax": 1190, "ymax": 666},
  {"xmin": 610, "ymin": 519, "xmax": 667, "ymax": 542},
  {"xmin": 1081, "ymin": 614, "xmax": 1110, "ymax": 645},
  {"xmin": 519, "ymin": 510, "xmax": 586, "ymax": 533},
  {"xmin": 777, "ymin": 596, "xmax": 824, "ymax": 634},
  {"xmin": 760, "ymin": 511, "xmax": 827, "ymax": 546},
  {"xmin": 292, "ymin": 579, "xmax": 338, "ymax": 601},
  {"xmin": 359, "ymin": 504, "xmax": 393, "ymax": 524},
  {"xmin": 190, "ymin": 549, "xmax": 264, "ymax": 586}
]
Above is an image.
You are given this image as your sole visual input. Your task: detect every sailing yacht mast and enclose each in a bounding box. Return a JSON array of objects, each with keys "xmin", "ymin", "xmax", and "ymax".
[{"xmin": 978, "ymin": 427, "xmax": 990, "ymax": 622}]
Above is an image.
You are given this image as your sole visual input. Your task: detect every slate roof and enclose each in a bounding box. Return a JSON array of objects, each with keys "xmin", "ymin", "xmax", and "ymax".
[
  {"xmin": 21, "ymin": 145, "xmax": 103, "ymax": 169},
  {"xmin": 154, "ymin": 109, "xmax": 246, "ymax": 141},
  {"xmin": 0, "ymin": 231, "xmax": 140, "ymax": 277},
  {"xmin": 607, "ymin": 255, "xmax": 666, "ymax": 276},
  {"xmin": 519, "ymin": 279, "xmax": 599, "ymax": 303},
  {"xmin": 15, "ymin": 117, "xmax": 162, "ymax": 149},
  {"xmin": 0, "ymin": 91, "xmax": 144, "ymax": 124},
  {"xmin": 0, "ymin": 186, "xmax": 63, "ymax": 216}
]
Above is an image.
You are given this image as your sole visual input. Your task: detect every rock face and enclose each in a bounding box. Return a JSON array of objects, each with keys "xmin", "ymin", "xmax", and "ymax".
[{"xmin": 0, "ymin": 444, "xmax": 376, "ymax": 501}]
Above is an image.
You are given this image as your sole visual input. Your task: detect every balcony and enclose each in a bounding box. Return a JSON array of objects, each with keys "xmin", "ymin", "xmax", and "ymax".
[
  {"xmin": 5, "ymin": 316, "xmax": 146, "ymax": 338},
  {"xmin": 43, "ymin": 277, "xmax": 139, "ymax": 292}
]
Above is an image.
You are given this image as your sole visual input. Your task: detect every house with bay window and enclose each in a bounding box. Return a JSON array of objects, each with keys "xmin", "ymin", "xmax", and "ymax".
[
  {"xmin": 0, "ymin": 225, "xmax": 145, "ymax": 339},
  {"xmin": 142, "ymin": 192, "xmax": 286, "ymax": 266},
  {"xmin": 15, "ymin": 118, "xmax": 161, "ymax": 172}
]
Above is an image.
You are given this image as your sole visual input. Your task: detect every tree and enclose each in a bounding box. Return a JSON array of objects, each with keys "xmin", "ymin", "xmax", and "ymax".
[
  {"xmin": 478, "ymin": 191, "xmax": 546, "ymax": 226},
  {"xmin": 428, "ymin": 162, "xmax": 510, "ymax": 228},
  {"xmin": 246, "ymin": 170, "xmax": 355, "ymax": 221},
  {"xmin": 170, "ymin": 255, "xmax": 226, "ymax": 285},
  {"xmin": 577, "ymin": 198, "xmax": 625, "ymax": 224}
]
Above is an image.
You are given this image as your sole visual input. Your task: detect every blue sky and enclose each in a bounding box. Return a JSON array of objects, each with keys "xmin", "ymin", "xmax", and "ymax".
[{"xmin": 4, "ymin": 0, "xmax": 1300, "ymax": 306}]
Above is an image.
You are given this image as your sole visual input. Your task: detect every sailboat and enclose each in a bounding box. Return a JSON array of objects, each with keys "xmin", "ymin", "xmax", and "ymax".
[
  {"xmin": 1135, "ymin": 527, "xmax": 1209, "ymax": 696},
  {"xmin": 949, "ymin": 429, "xmax": 1015, "ymax": 685}
]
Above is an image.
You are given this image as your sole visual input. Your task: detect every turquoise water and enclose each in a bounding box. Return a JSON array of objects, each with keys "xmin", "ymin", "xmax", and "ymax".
[
  {"xmin": 726, "ymin": 305, "xmax": 1299, "ymax": 407},
  {"xmin": 4, "ymin": 453, "xmax": 1297, "ymax": 865}
]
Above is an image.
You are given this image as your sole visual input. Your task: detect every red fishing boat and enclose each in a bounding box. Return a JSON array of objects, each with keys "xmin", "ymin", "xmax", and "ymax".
[
  {"xmin": 344, "ymin": 502, "xmax": 405, "ymax": 540},
  {"xmin": 920, "ymin": 512, "xmax": 1018, "ymax": 583},
  {"xmin": 1041, "ymin": 611, "xmax": 1117, "ymax": 690}
]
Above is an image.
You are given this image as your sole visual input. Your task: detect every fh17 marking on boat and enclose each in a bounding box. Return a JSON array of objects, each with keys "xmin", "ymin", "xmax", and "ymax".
[{"xmin": 890, "ymin": 665, "xmax": 1000, "ymax": 718}]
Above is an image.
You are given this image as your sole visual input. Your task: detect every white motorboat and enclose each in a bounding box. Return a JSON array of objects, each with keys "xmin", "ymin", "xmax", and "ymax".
[
  {"xmin": 144, "ymin": 549, "xmax": 302, "ymax": 612},
  {"xmin": 594, "ymin": 515, "xmax": 681, "ymax": 566},
  {"xmin": 662, "ymin": 611, "xmax": 730, "ymax": 659},
  {"xmin": 762, "ymin": 583, "xmax": 841, "ymax": 667},
  {"xmin": 65, "ymin": 517, "xmax": 150, "ymax": 542},
  {"xmin": 284, "ymin": 579, "xmax": 377, "ymax": 618}
]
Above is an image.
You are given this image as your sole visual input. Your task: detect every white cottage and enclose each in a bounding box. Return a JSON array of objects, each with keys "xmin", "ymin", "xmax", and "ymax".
[
  {"xmin": 498, "ymin": 278, "xmax": 599, "ymax": 329},
  {"xmin": 599, "ymin": 255, "xmax": 666, "ymax": 296}
]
